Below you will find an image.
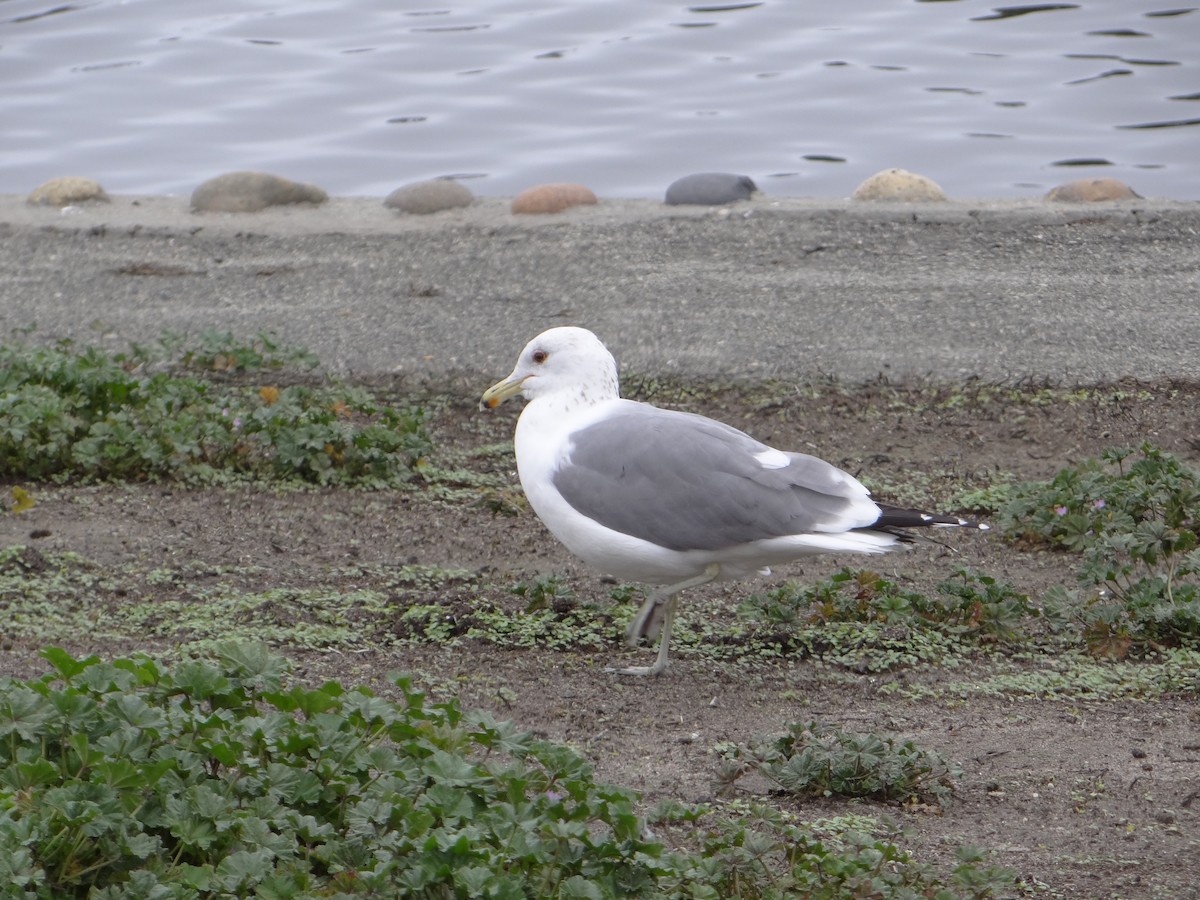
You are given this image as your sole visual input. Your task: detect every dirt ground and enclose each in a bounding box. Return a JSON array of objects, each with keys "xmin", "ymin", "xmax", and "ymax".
[{"xmin": 2, "ymin": 375, "xmax": 1198, "ymax": 898}]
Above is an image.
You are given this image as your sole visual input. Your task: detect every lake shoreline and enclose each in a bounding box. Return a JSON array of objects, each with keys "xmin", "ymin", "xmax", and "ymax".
[{"xmin": 3, "ymin": 193, "xmax": 1198, "ymax": 385}]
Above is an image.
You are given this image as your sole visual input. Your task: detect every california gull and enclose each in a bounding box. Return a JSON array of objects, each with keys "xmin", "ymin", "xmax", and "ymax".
[{"xmin": 482, "ymin": 326, "xmax": 987, "ymax": 676}]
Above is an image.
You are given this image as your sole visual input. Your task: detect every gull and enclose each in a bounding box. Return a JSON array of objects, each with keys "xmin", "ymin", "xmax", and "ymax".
[{"xmin": 481, "ymin": 327, "xmax": 987, "ymax": 676}]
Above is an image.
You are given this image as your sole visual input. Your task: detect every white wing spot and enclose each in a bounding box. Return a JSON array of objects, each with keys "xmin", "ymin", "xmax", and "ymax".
[{"xmin": 754, "ymin": 448, "xmax": 790, "ymax": 470}]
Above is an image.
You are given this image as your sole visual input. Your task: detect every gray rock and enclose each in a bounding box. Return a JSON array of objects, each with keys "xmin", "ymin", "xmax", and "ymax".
[
  {"xmin": 665, "ymin": 172, "xmax": 757, "ymax": 206},
  {"xmin": 384, "ymin": 179, "xmax": 474, "ymax": 214},
  {"xmin": 27, "ymin": 176, "xmax": 110, "ymax": 207},
  {"xmin": 191, "ymin": 171, "xmax": 328, "ymax": 213}
]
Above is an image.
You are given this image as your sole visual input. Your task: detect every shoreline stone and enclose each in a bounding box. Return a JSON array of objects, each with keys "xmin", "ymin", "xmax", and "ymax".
[
  {"xmin": 27, "ymin": 176, "xmax": 110, "ymax": 207},
  {"xmin": 191, "ymin": 171, "xmax": 328, "ymax": 213},
  {"xmin": 852, "ymin": 168, "xmax": 947, "ymax": 202},
  {"xmin": 511, "ymin": 183, "xmax": 598, "ymax": 214},
  {"xmin": 665, "ymin": 173, "xmax": 757, "ymax": 206},
  {"xmin": 1046, "ymin": 178, "xmax": 1141, "ymax": 202},
  {"xmin": 384, "ymin": 179, "xmax": 474, "ymax": 214}
]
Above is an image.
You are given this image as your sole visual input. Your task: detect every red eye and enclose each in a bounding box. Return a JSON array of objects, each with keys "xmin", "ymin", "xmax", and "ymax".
[{"xmin": 531, "ymin": 349, "xmax": 548, "ymax": 364}]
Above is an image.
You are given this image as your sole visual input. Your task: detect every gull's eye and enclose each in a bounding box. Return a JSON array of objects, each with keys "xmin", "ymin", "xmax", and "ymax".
[{"xmin": 531, "ymin": 349, "xmax": 549, "ymax": 364}]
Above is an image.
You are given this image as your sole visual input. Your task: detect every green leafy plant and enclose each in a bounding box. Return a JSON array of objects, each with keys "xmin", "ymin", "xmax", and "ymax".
[
  {"xmin": 911, "ymin": 647, "xmax": 1200, "ymax": 701},
  {"xmin": 0, "ymin": 644, "xmax": 659, "ymax": 898},
  {"xmin": 173, "ymin": 328, "xmax": 321, "ymax": 373},
  {"xmin": 1000, "ymin": 444, "xmax": 1200, "ymax": 656},
  {"xmin": 648, "ymin": 802, "xmax": 1013, "ymax": 900},
  {"xmin": 509, "ymin": 573, "xmax": 577, "ymax": 612},
  {"xmin": 0, "ymin": 646, "xmax": 1016, "ymax": 899},
  {"xmin": 123, "ymin": 328, "xmax": 320, "ymax": 374},
  {"xmin": 395, "ymin": 583, "xmax": 617, "ymax": 653},
  {"xmin": 715, "ymin": 720, "xmax": 960, "ymax": 805},
  {"xmin": 0, "ymin": 338, "xmax": 430, "ymax": 485},
  {"xmin": 934, "ymin": 568, "xmax": 1043, "ymax": 643},
  {"xmin": 740, "ymin": 568, "xmax": 1039, "ymax": 648}
]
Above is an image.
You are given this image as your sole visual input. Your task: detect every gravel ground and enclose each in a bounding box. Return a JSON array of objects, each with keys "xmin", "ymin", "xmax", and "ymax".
[{"xmin": 2, "ymin": 193, "xmax": 1198, "ymax": 385}]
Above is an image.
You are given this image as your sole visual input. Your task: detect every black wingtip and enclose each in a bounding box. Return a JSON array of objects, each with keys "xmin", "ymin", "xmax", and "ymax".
[{"xmin": 869, "ymin": 505, "xmax": 989, "ymax": 531}]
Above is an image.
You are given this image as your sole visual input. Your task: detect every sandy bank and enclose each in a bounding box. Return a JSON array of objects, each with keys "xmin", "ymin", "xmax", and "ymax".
[{"xmin": 2, "ymin": 194, "xmax": 1198, "ymax": 384}]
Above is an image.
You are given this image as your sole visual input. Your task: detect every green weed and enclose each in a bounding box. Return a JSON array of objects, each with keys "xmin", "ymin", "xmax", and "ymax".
[
  {"xmin": 155, "ymin": 328, "xmax": 320, "ymax": 373},
  {"xmin": 510, "ymin": 573, "xmax": 576, "ymax": 611},
  {"xmin": 715, "ymin": 720, "xmax": 960, "ymax": 805},
  {"xmin": 740, "ymin": 568, "xmax": 1041, "ymax": 652},
  {"xmin": 0, "ymin": 337, "xmax": 430, "ymax": 486},
  {"xmin": 0, "ymin": 645, "xmax": 1016, "ymax": 899},
  {"xmin": 1000, "ymin": 444, "xmax": 1200, "ymax": 656},
  {"xmin": 393, "ymin": 578, "xmax": 617, "ymax": 653},
  {"xmin": 648, "ymin": 801, "xmax": 1014, "ymax": 899},
  {"xmin": 902, "ymin": 648, "xmax": 1200, "ymax": 701},
  {"xmin": 0, "ymin": 644, "xmax": 656, "ymax": 897}
]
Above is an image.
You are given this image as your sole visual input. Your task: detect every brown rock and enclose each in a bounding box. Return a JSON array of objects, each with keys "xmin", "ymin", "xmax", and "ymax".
[
  {"xmin": 191, "ymin": 171, "xmax": 328, "ymax": 213},
  {"xmin": 511, "ymin": 183, "xmax": 598, "ymax": 215},
  {"xmin": 27, "ymin": 176, "xmax": 110, "ymax": 207},
  {"xmin": 852, "ymin": 168, "xmax": 947, "ymax": 202},
  {"xmin": 1046, "ymin": 178, "xmax": 1141, "ymax": 202},
  {"xmin": 384, "ymin": 179, "xmax": 474, "ymax": 214}
]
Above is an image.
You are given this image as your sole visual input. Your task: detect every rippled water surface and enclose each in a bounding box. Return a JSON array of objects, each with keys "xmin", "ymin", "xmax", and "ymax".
[{"xmin": 2, "ymin": 1, "xmax": 1197, "ymax": 199}]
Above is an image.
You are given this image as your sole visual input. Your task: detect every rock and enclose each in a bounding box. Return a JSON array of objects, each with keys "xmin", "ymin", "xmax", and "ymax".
[
  {"xmin": 1046, "ymin": 178, "xmax": 1141, "ymax": 202},
  {"xmin": 852, "ymin": 168, "xmax": 947, "ymax": 202},
  {"xmin": 191, "ymin": 171, "xmax": 328, "ymax": 213},
  {"xmin": 511, "ymin": 183, "xmax": 598, "ymax": 214},
  {"xmin": 384, "ymin": 179, "xmax": 474, "ymax": 214},
  {"xmin": 27, "ymin": 176, "xmax": 110, "ymax": 207},
  {"xmin": 665, "ymin": 172, "xmax": 757, "ymax": 206}
]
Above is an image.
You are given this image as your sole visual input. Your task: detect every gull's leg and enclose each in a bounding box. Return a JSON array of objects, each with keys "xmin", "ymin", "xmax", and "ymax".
[
  {"xmin": 625, "ymin": 587, "xmax": 670, "ymax": 647},
  {"xmin": 625, "ymin": 565, "xmax": 722, "ymax": 648},
  {"xmin": 611, "ymin": 565, "xmax": 720, "ymax": 677},
  {"xmin": 613, "ymin": 594, "xmax": 680, "ymax": 677}
]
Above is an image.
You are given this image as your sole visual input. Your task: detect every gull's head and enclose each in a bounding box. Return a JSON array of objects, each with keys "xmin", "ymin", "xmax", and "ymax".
[{"xmin": 481, "ymin": 326, "xmax": 620, "ymax": 411}]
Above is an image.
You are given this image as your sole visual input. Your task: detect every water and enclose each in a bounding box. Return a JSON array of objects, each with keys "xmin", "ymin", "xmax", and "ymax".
[{"xmin": 2, "ymin": 0, "xmax": 1197, "ymax": 200}]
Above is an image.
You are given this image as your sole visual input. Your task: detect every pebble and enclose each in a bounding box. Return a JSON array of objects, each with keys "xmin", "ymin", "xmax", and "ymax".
[
  {"xmin": 190, "ymin": 171, "xmax": 328, "ymax": 213},
  {"xmin": 511, "ymin": 183, "xmax": 598, "ymax": 214},
  {"xmin": 852, "ymin": 168, "xmax": 947, "ymax": 202},
  {"xmin": 665, "ymin": 172, "xmax": 757, "ymax": 206},
  {"xmin": 384, "ymin": 179, "xmax": 474, "ymax": 214},
  {"xmin": 1045, "ymin": 178, "xmax": 1141, "ymax": 202},
  {"xmin": 27, "ymin": 176, "xmax": 110, "ymax": 207}
]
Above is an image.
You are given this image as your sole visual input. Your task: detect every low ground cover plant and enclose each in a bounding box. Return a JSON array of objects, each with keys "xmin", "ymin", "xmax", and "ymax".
[
  {"xmin": 0, "ymin": 335, "xmax": 429, "ymax": 486},
  {"xmin": 714, "ymin": 720, "xmax": 959, "ymax": 805},
  {"xmin": 0, "ymin": 645, "xmax": 1015, "ymax": 899},
  {"xmin": 740, "ymin": 568, "xmax": 1038, "ymax": 645},
  {"xmin": 999, "ymin": 445, "xmax": 1200, "ymax": 657},
  {"xmin": 140, "ymin": 329, "xmax": 322, "ymax": 374},
  {"xmin": 0, "ymin": 644, "xmax": 657, "ymax": 898},
  {"xmin": 729, "ymin": 568, "xmax": 1040, "ymax": 671}
]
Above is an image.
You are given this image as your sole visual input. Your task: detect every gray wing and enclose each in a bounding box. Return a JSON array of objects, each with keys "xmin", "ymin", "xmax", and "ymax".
[{"xmin": 552, "ymin": 403, "xmax": 877, "ymax": 551}]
